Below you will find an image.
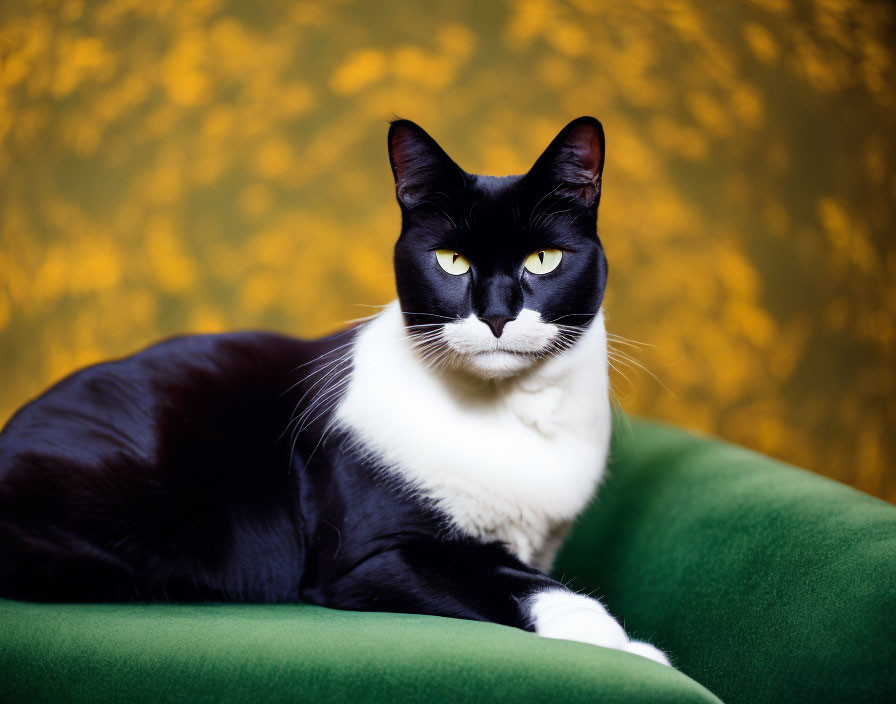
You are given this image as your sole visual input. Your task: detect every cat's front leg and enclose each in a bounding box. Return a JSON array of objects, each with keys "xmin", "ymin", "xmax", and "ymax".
[
  {"xmin": 315, "ymin": 536, "xmax": 671, "ymax": 666},
  {"xmin": 527, "ymin": 589, "xmax": 671, "ymax": 666}
]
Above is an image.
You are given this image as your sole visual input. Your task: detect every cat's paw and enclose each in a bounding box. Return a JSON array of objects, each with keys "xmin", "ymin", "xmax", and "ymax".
[
  {"xmin": 527, "ymin": 590, "xmax": 673, "ymax": 667},
  {"xmin": 625, "ymin": 639, "xmax": 672, "ymax": 667},
  {"xmin": 528, "ymin": 589, "xmax": 628, "ymax": 650}
]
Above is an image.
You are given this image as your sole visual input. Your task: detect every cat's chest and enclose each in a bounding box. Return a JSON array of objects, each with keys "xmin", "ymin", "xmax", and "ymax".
[
  {"xmin": 364, "ymin": 388, "xmax": 606, "ymax": 564},
  {"xmin": 333, "ymin": 306, "xmax": 611, "ymax": 567}
]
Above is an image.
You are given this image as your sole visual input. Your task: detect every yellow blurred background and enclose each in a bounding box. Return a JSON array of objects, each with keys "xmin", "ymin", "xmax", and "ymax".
[{"xmin": 1, "ymin": 0, "xmax": 894, "ymax": 501}]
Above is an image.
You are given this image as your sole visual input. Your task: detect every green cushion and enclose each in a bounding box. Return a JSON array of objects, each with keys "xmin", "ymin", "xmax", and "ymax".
[
  {"xmin": 557, "ymin": 418, "xmax": 896, "ymax": 703},
  {"xmin": 1, "ymin": 601, "xmax": 718, "ymax": 703}
]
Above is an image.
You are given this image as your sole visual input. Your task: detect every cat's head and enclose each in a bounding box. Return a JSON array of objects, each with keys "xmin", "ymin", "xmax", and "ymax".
[{"xmin": 389, "ymin": 117, "xmax": 607, "ymax": 380}]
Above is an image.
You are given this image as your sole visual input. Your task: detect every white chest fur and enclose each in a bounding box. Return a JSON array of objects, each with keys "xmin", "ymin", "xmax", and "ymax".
[{"xmin": 334, "ymin": 302, "xmax": 612, "ymax": 571}]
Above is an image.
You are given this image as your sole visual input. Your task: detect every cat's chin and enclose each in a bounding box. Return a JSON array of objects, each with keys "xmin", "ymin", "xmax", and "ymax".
[{"xmin": 450, "ymin": 349, "xmax": 541, "ymax": 380}]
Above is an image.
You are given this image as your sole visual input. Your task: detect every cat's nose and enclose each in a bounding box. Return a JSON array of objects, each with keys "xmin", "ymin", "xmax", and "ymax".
[{"xmin": 479, "ymin": 315, "xmax": 514, "ymax": 338}]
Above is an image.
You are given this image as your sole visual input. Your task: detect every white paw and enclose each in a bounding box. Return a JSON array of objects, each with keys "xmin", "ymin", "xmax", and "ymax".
[
  {"xmin": 528, "ymin": 589, "xmax": 628, "ymax": 650},
  {"xmin": 625, "ymin": 639, "xmax": 672, "ymax": 666},
  {"xmin": 527, "ymin": 589, "xmax": 672, "ymax": 667}
]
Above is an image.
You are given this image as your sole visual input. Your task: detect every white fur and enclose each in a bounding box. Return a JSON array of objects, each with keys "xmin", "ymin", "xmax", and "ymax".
[
  {"xmin": 335, "ymin": 300, "xmax": 610, "ymax": 569},
  {"xmin": 333, "ymin": 301, "xmax": 670, "ymax": 664},
  {"xmin": 441, "ymin": 308, "xmax": 561, "ymax": 379},
  {"xmin": 624, "ymin": 639, "xmax": 673, "ymax": 666},
  {"xmin": 528, "ymin": 589, "xmax": 629, "ymax": 650},
  {"xmin": 528, "ymin": 590, "xmax": 671, "ymax": 666}
]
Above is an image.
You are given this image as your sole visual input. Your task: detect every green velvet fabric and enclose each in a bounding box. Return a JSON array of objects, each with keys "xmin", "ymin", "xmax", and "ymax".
[
  {"xmin": 1, "ymin": 601, "xmax": 716, "ymax": 703},
  {"xmin": 2, "ymin": 419, "xmax": 893, "ymax": 703},
  {"xmin": 556, "ymin": 418, "xmax": 896, "ymax": 703}
]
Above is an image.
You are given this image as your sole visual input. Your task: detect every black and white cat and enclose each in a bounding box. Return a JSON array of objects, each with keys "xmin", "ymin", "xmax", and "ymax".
[{"xmin": 0, "ymin": 117, "xmax": 669, "ymax": 666}]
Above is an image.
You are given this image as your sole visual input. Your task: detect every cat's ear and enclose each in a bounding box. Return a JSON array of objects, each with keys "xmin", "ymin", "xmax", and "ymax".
[
  {"xmin": 525, "ymin": 116, "xmax": 605, "ymax": 208},
  {"xmin": 388, "ymin": 120, "xmax": 465, "ymax": 208}
]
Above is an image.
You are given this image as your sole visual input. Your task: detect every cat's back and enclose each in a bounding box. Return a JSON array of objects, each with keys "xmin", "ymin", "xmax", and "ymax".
[
  {"xmin": 0, "ymin": 328, "xmax": 354, "ymax": 601},
  {"xmin": 0, "ymin": 330, "xmax": 336, "ymax": 472}
]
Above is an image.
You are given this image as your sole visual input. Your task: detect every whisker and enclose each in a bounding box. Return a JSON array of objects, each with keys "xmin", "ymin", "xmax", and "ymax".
[
  {"xmin": 607, "ymin": 348, "xmax": 674, "ymax": 396},
  {"xmin": 350, "ymin": 302, "xmax": 391, "ymax": 309},
  {"xmin": 287, "ymin": 338, "xmax": 358, "ymax": 376},
  {"xmin": 401, "ymin": 311, "xmax": 459, "ymax": 321},
  {"xmin": 610, "ymin": 402, "xmax": 635, "ymax": 451},
  {"xmin": 606, "ymin": 359, "xmax": 635, "ymax": 400},
  {"xmin": 280, "ymin": 356, "xmax": 353, "ymax": 442},
  {"xmin": 606, "ymin": 333, "xmax": 658, "ymax": 349},
  {"xmin": 341, "ymin": 313, "xmax": 382, "ymax": 325},
  {"xmin": 297, "ymin": 381, "xmax": 351, "ymax": 433},
  {"xmin": 289, "ymin": 347, "xmax": 353, "ymax": 395}
]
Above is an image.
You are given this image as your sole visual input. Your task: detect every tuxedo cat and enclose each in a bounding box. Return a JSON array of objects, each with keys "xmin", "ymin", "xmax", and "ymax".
[{"xmin": 0, "ymin": 117, "xmax": 669, "ymax": 666}]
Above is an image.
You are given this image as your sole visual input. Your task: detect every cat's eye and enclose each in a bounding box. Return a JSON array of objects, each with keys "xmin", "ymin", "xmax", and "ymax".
[
  {"xmin": 435, "ymin": 249, "xmax": 471, "ymax": 275},
  {"xmin": 524, "ymin": 249, "xmax": 562, "ymax": 275}
]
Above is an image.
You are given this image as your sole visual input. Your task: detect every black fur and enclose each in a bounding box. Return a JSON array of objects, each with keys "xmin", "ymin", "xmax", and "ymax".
[
  {"xmin": 0, "ymin": 117, "xmax": 608, "ymax": 632},
  {"xmin": 391, "ymin": 116, "xmax": 607, "ymax": 338}
]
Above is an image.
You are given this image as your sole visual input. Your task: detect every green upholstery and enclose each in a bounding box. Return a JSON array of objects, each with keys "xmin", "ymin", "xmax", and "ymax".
[
  {"xmin": 1, "ymin": 602, "xmax": 716, "ymax": 703},
  {"xmin": 555, "ymin": 418, "xmax": 896, "ymax": 703},
  {"xmin": 2, "ymin": 419, "xmax": 893, "ymax": 703}
]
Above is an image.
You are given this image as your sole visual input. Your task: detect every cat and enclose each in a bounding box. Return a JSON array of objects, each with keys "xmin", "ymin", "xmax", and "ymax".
[{"xmin": 0, "ymin": 116, "xmax": 669, "ymax": 666}]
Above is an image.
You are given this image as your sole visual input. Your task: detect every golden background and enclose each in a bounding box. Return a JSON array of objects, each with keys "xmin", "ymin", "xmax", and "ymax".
[{"xmin": 1, "ymin": 0, "xmax": 894, "ymax": 500}]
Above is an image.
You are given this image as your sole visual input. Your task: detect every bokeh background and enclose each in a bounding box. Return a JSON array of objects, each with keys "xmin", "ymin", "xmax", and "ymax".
[{"xmin": 1, "ymin": 0, "xmax": 894, "ymax": 501}]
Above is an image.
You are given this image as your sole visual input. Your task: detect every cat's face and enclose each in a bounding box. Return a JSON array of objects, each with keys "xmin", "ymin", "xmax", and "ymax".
[{"xmin": 389, "ymin": 117, "xmax": 608, "ymax": 380}]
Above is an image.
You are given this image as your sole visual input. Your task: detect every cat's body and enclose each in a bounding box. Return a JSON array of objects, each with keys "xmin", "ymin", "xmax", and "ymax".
[{"xmin": 0, "ymin": 117, "xmax": 670, "ymax": 665}]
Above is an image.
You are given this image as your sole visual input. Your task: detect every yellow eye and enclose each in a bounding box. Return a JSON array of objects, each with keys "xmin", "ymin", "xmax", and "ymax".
[
  {"xmin": 435, "ymin": 249, "xmax": 471, "ymax": 275},
  {"xmin": 524, "ymin": 249, "xmax": 562, "ymax": 275}
]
